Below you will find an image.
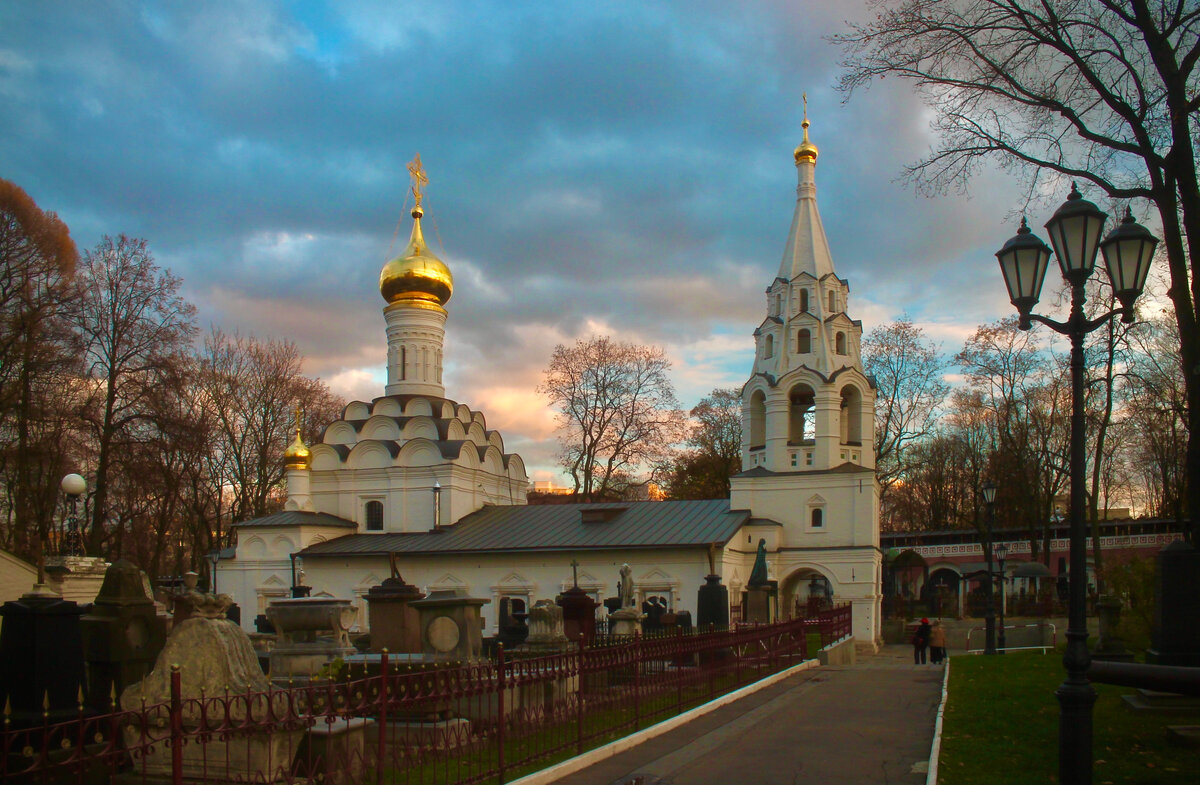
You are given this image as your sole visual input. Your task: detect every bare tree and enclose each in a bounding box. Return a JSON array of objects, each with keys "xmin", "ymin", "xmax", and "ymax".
[
  {"xmin": 665, "ymin": 387, "xmax": 742, "ymax": 499},
  {"xmin": 0, "ymin": 179, "xmax": 80, "ymax": 561},
  {"xmin": 836, "ymin": 0, "xmax": 1200, "ymax": 541},
  {"xmin": 198, "ymin": 329, "xmax": 343, "ymax": 528},
  {"xmin": 862, "ymin": 317, "xmax": 950, "ymax": 505},
  {"xmin": 540, "ymin": 336, "xmax": 685, "ymax": 499},
  {"xmin": 75, "ymin": 236, "xmax": 197, "ymax": 554}
]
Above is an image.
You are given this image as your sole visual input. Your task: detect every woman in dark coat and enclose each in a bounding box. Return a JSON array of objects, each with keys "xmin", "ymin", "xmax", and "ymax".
[{"xmin": 913, "ymin": 618, "xmax": 932, "ymax": 664}]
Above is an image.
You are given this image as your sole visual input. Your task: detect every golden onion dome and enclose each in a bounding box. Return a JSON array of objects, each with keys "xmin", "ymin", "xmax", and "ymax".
[
  {"xmin": 379, "ymin": 205, "xmax": 453, "ymax": 307},
  {"xmin": 283, "ymin": 430, "xmax": 311, "ymax": 470},
  {"xmin": 794, "ymin": 117, "xmax": 818, "ymax": 164}
]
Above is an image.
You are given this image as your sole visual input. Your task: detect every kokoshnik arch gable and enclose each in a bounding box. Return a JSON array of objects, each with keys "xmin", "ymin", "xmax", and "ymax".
[{"xmin": 218, "ymin": 121, "xmax": 883, "ymax": 648}]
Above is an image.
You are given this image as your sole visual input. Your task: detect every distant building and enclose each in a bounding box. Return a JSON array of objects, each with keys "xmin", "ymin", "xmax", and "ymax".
[{"xmin": 218, "ymin": 123, "xmax": 882, "ymax": 647}]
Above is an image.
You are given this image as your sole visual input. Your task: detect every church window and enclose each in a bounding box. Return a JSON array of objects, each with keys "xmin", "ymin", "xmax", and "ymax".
[
  {"xmin": 835, "ymin": 332, "xmax": 847, "ymax": 355},
  {"xmin": 400, "ymin": 347, "xmax": 406, "ymax": 380},
  {"xmin": 799, "ymin": 289, "xmax": 809, "ymax": 312},
  {"xmin": 764, "ymin": 334, "xmax": 775, "ymax": 359},
  {"xmin": 365, "ymin": 500, "xmax": 384, "ymax": 531},
  {"xmin": 774, "ymin": 293, "xmax": 781, "ymax": 315},
  {"xmin": 796, "ymin": 329, "xmax": 811, "ymax": 354},
  {"xmin": 788, "ymin": 384, "xmax": 815, "ymax": 443},
  {"xmin": 828, "ymin": 291, "xmax": 836, "ymax": 312},
  {"xmin": 749, "ymin": 390, "xmax": 766, "ymax": 449},
  {"xmin": 811, "ymin": 508, "xmax": 824, "ymax": 528}
]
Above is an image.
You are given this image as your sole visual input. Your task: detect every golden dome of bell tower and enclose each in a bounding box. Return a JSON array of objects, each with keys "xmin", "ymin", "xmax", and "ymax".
[
  {"xmin": 793, "ymin": 93, "xmax": 819, "ymax": 165},
  {"xmin": 379, "ymin": 155, "xmax": 454, "ymax": 307},
  {"xmin": 381, "ymin": 154, "xmax": 451, "ymax": 398}
]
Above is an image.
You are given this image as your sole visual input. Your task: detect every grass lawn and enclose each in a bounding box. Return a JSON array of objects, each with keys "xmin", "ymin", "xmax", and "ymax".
[{"xmin": 938, "ymin": 652, "xmax": 1198, "ymax": 785}]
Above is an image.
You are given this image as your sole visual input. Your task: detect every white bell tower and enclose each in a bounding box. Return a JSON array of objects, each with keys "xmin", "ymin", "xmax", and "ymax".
[{"xmin": 730, "ymin": 101, "xmax": 882, "ymax": 650}]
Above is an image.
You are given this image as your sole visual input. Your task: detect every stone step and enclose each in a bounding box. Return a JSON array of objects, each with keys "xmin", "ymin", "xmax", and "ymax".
[{"xmin": 1121, "ymin": 688, "xmax": 1200, "ymax": 713}]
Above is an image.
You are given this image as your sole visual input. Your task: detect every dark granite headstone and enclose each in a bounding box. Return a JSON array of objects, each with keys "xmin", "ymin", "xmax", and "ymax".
[
  {"xmin": 557, "ymin": 587, "xmax": 599, "ymax": 644},
  {"xmin": 697, "ymin": 574, "xmax": 729, "ymax": 631},
  {"xmin": 0, "ymin": 589, "xmax": 86, "ymax": 727},
  {"xmin": 80, "ymin": 560, "xmax": 167, "ymax": 713},
  {"xmin": 1147, "ymin": 540, "xmax": 1200, "ymax": 667}
]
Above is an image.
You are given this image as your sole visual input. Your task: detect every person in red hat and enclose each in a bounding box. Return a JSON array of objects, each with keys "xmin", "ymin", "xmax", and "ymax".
[{"xmin": 912, "ymin": 617, "xmax": 932, "ymax": 664}]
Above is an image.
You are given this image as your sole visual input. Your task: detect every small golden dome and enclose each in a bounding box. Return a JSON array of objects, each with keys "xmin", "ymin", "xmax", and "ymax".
[
  {"xmin": 284, "ymin": 430, "xmax": 311, "ymax": 470},
  {"xmin": 379, "ymin": 205, "xmax": 453, "ymax": 307},
  {"xmin": 794, "ymin": 117, "xmax": 818, "ymax": 164}
]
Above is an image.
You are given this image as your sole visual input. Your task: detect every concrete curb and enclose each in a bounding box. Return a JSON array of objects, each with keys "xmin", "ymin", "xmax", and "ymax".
[
  {"xmin": 507, "ymin": 657, "xmax": 822, "ymax": 785},
  {"xmin": 926, "ymin": 658, "xmax": 951, "ymax": 785}
]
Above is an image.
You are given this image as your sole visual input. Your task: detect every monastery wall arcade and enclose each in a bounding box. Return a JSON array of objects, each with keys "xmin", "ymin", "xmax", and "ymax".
[{"xmin": 217, "ymin": 121, "xmax": 884, "ymax": 649}]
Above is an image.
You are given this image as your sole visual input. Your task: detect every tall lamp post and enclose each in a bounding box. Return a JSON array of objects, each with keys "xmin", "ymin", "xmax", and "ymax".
[
  {"xmin": 981, "ymin": 480, "xmax": 998, "ymax": 656},
  {"xmin": 995, "ymin": 542, "xmax": 1009, "ymax": 655},
  {"xmin": 60, "ymin": 473, "xmax": 87, "ymax": 557},
  {"xmin": 994, "ymin": 185, "xmax": 1157, "ymax": 785}
]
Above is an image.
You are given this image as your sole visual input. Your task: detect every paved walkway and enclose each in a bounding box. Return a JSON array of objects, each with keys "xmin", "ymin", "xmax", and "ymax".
[{"xmin": 548, "ymin": 645, "xmax": 944, "ymax": 785}]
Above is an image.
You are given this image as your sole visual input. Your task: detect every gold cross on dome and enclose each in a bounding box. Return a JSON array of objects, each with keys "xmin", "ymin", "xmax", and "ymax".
[
  {"xmin": 407, "ymin": 154, "xmax": 429, "ymax": 207},
  {"xmin": 294, "ymin": 404, "xmax": 303, "ymax": 439}
]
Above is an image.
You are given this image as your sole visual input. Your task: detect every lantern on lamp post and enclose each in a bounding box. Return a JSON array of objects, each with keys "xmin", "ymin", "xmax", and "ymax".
[{"xmin": 994, "ymin": 184, "xmax": 1157, "ymax": 785}]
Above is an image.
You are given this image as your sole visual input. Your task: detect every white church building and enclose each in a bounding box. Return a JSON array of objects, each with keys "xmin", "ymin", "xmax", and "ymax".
[{"xmin": 217, "ymin": 121, "xmax": 882, "ymax": 648}]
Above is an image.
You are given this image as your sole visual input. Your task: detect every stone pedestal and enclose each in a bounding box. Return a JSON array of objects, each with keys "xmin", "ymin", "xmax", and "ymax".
[
  {"xmin": 80, "ymin": 560, "xmax": 168, "ymax": 713},
  {"xmin": 410, "ymin": 589, "xmax": 489, "ymax": 661},
  {"xmin": 519, "ymin": 600, "xmax": 569, "ymax": 653},
  {"xmin": 0, "ymin": 586, "xmax": 86, "ymax": 727},
  {"xmin": 696, "ymin": 575, "xmax": 729, "ymax": 631},
  {"xmin": 120, "ymin": 592, "xmax": 303, "ymax": 783},
  {"xmin": 1147, "ymin": 541, "xmax": 1200, "ymax": 667},
  {"xmin": 557, "ymin": 587, "xmax": 599, "ymax": 645},
  {"xmin": 365, "ymin": 576, "xmax": 425, "ymax": 654},
  {"xmin": 744, "ymin": 587, "xmax": 774, "ymax": 624},
  {"xmin": 44, "ymin": 555, "xmax": 110, "ymax": 605},
  {"xmin": 609, "ymin": 607, "xmax": 644, "ymax": 637},
  {"xmin": 266, "ymin": 597, "xmax": 358, "ymax": 683}
]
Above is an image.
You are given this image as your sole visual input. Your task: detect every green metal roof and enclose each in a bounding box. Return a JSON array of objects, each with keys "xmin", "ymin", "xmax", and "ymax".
[
  {"xmin": 233, "ymin": 510, "xmax": 358, "ymax": 529},
  {"xmin": 298, "ymin": 499, "xmax": 747, "ymax": 557}
]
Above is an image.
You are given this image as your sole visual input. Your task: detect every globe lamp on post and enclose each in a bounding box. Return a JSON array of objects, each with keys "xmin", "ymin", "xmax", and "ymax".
[
  {"xmin": 60, "ymin": 473, "xmax": 87, "ymax": 557},
  {"xmin": 994, "ymin": 184, "xmax": 1157, "ymax": 785}
]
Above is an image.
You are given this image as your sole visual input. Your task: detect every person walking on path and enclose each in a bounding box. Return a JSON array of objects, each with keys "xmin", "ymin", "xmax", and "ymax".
[
  {"xmin": 912, "ymin": 617, "xmax": 931, "ymax": 664},
  {"xmin": 929, "ymin": 619, "xmax": 946, "ymax": 664}
]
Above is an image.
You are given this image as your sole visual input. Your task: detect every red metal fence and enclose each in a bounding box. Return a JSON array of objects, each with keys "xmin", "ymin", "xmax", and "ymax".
[{"xmin": 3, "ymin": 605, "xmax": 851, "ymax": 785}]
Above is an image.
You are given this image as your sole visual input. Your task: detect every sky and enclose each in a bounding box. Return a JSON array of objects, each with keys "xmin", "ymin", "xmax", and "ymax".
[{"xmin": 1, "ymin": 0, "xmax": 1056, "ymax": 482}]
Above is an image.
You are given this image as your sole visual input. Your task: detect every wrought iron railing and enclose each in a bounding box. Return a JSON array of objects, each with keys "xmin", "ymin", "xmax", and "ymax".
[{"xmin": 2, "ymin": 606, "xmax": 851, "ymax": 785}]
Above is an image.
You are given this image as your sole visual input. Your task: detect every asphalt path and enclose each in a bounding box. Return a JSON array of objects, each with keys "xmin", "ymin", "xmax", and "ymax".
[{"xmin": 549, "ymin": 645, "xmax": 944, "ymax": 785}]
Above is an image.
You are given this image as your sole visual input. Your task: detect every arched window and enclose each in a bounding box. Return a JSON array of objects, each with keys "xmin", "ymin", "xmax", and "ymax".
[
  {"xmin": 764, "ymin": 334, "xmax": 775, "ymax": 359},
  {"xmin": 788, "ymin": 384, "xmax": 815, "ymax": 443},
  {"xmin": 400, "ymin": 346, "xmax": 406, "ymax": 380},
  {"xmin": 774, "ymin": 293, "xmax": 782, "ymax": 315},
  {"xmin": 840, "ymin": 385, "xmax": 863, "ymax": 445},
  {"xmin": 365, "ymin": 500, "xmax": 384, "ymax": 531},
  {"xmin": 835, "ymin": 332, "xmax": 847, "ymax": 355},
  {"xmin": 749, "ymin": 390, "xmax": 766, "ymax": 449},
  {"xmin": 796, "ymin": 329, "xmax": 811, "ymax": 354},
  {"xmin": 799, "ymin": 289, "xmax": 809, "ymax": 312},
  {"xmin": 828, "ymin": 290, "xmax": 836, "ymax": 312},
  {"xmin": 811, "ymin": 508, "xmax": 824, "ymax": 528}
]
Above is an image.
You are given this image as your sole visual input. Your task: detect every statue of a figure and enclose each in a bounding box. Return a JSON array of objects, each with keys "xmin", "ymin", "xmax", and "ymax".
[
  {"xmin": 618, "ymin": 563, "xmax": 634, "ymax": 609},
  {"xmin": 748, "ymin": 538, "xmax": 769, "ymax": 588}
]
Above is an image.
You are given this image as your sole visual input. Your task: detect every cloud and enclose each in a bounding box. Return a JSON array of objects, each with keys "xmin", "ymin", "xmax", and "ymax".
[{"xmin": 1, "ymin": 1, "xmax": 1040, "ymax": 481}]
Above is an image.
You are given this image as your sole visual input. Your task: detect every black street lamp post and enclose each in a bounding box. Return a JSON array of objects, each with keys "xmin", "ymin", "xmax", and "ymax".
[
  {"xmin": 995, "ymin": 186, "xmax": 1157, "ymax": 785},
  {"xmin": 981, "ymin": 480, "xmax": 997, "ymax": 656},
  {"xmin": 60, "ymin": 473, "xmax": 87, "ymax": 557},
  {"xmin": 995, "ymin": 542, "xmax": 1009, "ymax": 655}
]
